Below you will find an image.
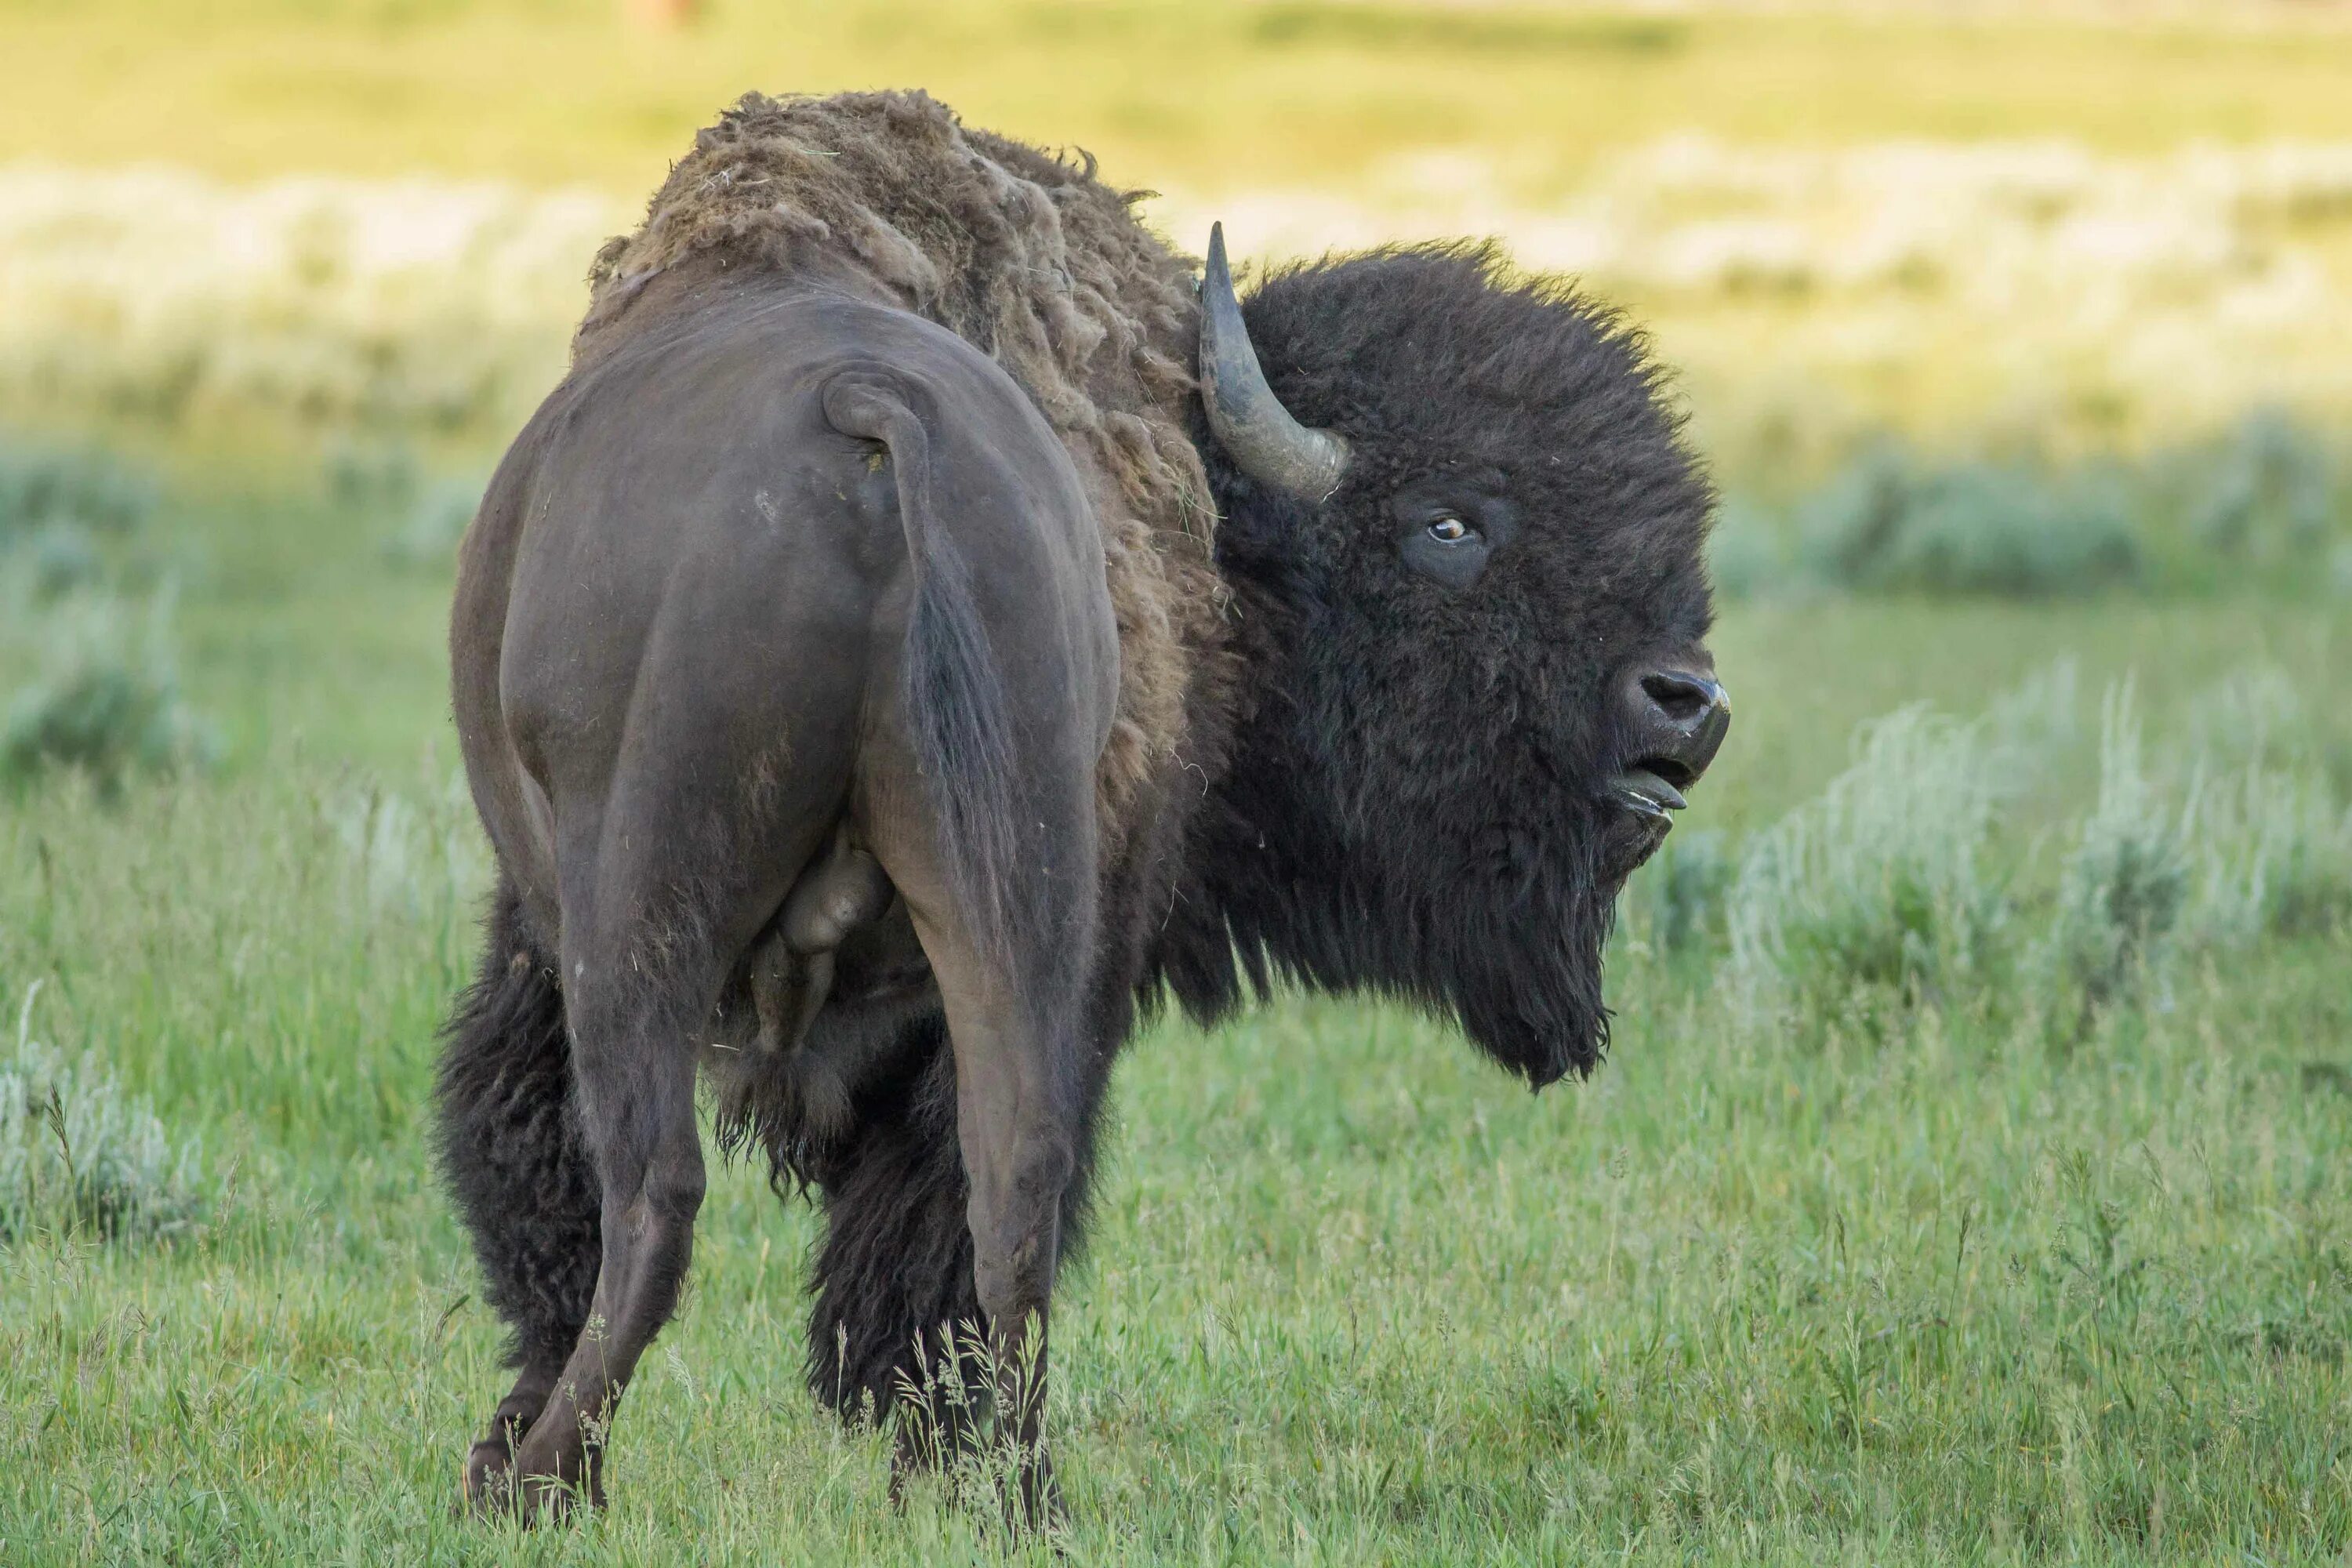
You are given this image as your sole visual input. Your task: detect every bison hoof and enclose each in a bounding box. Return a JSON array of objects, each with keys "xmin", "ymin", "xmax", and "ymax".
[
  {"xmin": 514, "ymin": 1470, "xmax": 600, "ymax": 1522},
  {"xmin": 461, "ymin": 1437, "xmax": 517, "ymax": 1518},
  {"xmin": 1002, "ymin": 1454, "xmax": 1065, "ymax": 1538},
  {"xmin": 503, "ymin": 1430, "xmax": 606, "ymax": 1523},
  {"xmin": 463, "ymin": 1439, "xmax": 602, "ymax": 1523}
]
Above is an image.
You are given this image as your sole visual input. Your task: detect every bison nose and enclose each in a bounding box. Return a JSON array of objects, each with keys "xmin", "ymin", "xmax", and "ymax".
[{"xmin": 1628, "ymin": 668, "xmax": 1730, "ymax": 784}]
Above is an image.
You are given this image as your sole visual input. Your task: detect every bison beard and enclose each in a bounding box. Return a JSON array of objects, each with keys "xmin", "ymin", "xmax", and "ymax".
[
  {"xmin": 1153, "ymin": 662, "xmax": 1624, "ymax": 1086},
  {"xmin": 434, "ymin": 89, "xmax": 1717, "ymax": 1523}
]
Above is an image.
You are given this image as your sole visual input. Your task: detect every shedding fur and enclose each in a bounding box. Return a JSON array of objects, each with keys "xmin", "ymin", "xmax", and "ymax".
[{"xmin": 581, "ymin": 89, "xmax": 1225, "ymax": 842}]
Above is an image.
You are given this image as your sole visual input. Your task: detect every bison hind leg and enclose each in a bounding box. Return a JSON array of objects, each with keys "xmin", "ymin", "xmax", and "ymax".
[{"xmin": 435, "ymin": 877, "xmax": 601, "ymax": 1507}]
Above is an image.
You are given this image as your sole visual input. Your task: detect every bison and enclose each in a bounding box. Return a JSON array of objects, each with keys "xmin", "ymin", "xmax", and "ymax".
[{"xmin": 437, "ymin": 90, "xmax": 1729, "ymax": 1520}]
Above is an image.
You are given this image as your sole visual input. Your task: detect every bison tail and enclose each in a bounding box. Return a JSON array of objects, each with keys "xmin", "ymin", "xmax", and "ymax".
[{"xmin": 820, "ymin": 368, "xmax": 1024, "ymax": 969}]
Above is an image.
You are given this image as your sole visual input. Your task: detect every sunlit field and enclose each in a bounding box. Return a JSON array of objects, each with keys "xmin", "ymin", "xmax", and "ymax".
[{"xmin": 1, "ymin": 2, "xmax": 2349, "ymax": 1563}]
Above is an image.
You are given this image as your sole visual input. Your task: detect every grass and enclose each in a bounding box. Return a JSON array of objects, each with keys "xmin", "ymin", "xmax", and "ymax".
[
  {"xmin": 0, "ymin": 978, "xmax": 203, "ymax": 1242},
  {"xmin": 1719, "ymin": 417, "xmax": 2349, "ymax": 600},
  {"xmin": 0, "ymin": 443, "xmax": 2343, "ymax": 1563},
  {"xmin": 2, "ymin": 746, "xmax": 2347, "ymax": 1563},
  {"xmin": 19, "ymin": 8, "xmax": 2352, "ymax": 459},
  {"xmin": 9, "ymin": 2, "xmax": 2352, "ymax": 196}
]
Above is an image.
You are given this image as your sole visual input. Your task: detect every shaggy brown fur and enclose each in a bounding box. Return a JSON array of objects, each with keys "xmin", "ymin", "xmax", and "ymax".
[{"xmin": 579, "ymin": 89, "xmax": 1225, "ymax": 840}]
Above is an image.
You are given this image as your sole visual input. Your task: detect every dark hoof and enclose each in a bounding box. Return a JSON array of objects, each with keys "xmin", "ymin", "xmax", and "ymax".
[
  {"xmin": 461, "ymin": 1436, "xmax": 517, "ymax": 1519},
  {"xmin": 463, "ymin": 1439, "xmax": 602, "ymax": 1524},
  {"xmin": 516, "ymin": 1471, "xmax": 599, "ymax": 1522},
  {"xmin": 1004, "ymin": 1460, "xmax": 1065, "ymax": 1538},
  {"xmin": 505, "ymin": 1430, "xmax": 606, "ymax": 1522}
]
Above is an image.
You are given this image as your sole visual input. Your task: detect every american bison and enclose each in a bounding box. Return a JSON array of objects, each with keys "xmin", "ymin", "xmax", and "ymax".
[{"xmin": 437, "ymin": 89, "xmax": 1728, "ymax": 1519}]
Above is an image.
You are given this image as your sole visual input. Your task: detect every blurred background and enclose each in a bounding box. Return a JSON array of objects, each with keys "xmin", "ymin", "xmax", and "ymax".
[
  {"xmin": 4, "ymin": 5, "xmax": 2351, "ymax": 1559},
  {"xmin": 5, "ymin": 0, "xmax": 2352, "ymax": 774}
]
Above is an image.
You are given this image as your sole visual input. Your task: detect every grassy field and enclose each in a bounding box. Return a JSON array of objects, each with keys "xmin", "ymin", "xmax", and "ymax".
[
  {"xmin": 13, "ymin": 1, "xmax": 2352, "ymax": 194},
  {"xmin": 2, "ymin": 1, "xmax": 2350, "ymax": 1562},
  {"xmin": 17, "ymin": 4, "xmax": 2352, "ymax": 458},
  {"xmin": 0, "ymin": 447, "xmax": 2347, "ymax": 1564}
]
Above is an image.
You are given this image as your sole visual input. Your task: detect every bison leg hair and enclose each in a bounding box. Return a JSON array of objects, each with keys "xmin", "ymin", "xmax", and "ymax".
[
  {"xmin": 806, "ymin": 1047, "xmax": 990, "ymax": 1476},
  {"xmin": 807, "ymin": 1033, "xmax": 1106, "ymax": 1506},
  {"xmin": 434, "ymin": 878, "xmax": 602, "ymax": 1508}
]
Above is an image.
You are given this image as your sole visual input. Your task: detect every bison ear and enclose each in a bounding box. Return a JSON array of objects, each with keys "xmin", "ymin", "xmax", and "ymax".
[{"xmin": 1198, "ymin": 223, "xmax": 1350, "ymax": 503}]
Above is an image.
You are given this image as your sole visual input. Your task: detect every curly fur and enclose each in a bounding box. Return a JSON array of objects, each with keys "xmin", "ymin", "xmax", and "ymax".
[
  {"xmin": 434, "ymin": 880, "xmax": 601, "ymax": 1373},
  {"xmin": 581, "ymin": 89, "xmax": 1225, "ymax": 844},
  {"xmin": 1156, "ymin": 241, "xmax": 1716, "ymax": 1083}
]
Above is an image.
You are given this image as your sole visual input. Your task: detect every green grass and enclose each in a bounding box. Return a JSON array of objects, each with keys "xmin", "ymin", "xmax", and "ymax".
[
  {"xmin": 0, "ymin": 441, "xmax": 2346, "ymax": 1563},
  {"xmin": 2, "ymin": 746, "xmax": 2348, "ymax": 1564}
]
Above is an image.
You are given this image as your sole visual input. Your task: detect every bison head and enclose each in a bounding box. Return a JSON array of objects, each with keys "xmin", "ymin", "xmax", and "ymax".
[{"xmin": 1178, "ymin": 227, "xmax": 1726, "ymax": 1087}]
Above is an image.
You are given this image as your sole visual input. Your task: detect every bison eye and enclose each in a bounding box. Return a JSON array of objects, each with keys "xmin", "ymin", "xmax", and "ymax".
[{"xmin": 1393, "ymin": 484, "xmax": 1511, "ymax": 588}]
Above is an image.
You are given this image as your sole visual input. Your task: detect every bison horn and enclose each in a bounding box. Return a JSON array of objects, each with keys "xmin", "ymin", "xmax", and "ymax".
[{"xmin": 1198, "ymin": 223, "xmax": 1350, "ymax": 503}]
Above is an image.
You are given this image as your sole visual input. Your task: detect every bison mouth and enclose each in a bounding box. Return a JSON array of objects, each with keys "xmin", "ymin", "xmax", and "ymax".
[
  {"xmin": 1604, "ymin": 665, "xmax": 1727, "ymax": 855},
  {"xmin": 1609, "ymin": 757, "xmax": 1696, "ymax": 824},
  {"xmin": 1599, "ymin": 757, "xmax": 1697, "ymax": 880}
]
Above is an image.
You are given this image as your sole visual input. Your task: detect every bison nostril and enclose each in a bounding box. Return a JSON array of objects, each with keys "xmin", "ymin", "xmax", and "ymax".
[{"xmin": 1640, "ymin": 670, "xmax": 1722, "ymax": 728}]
